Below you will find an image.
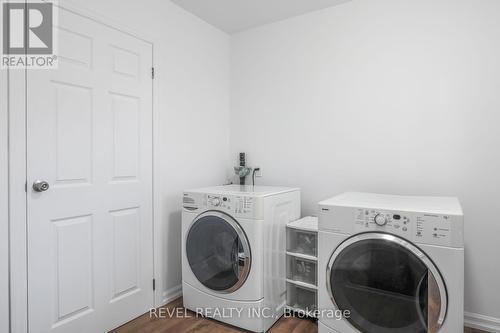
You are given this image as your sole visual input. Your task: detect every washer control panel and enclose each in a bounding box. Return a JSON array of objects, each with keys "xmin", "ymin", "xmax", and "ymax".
[
  {"xmin": 183, "ymin": 191, "xmax": 263, "ymax": 219},
  {"xmin": 207, "ymin": 194, "xmax": 255, "ymax": 217},
  {"xmin": 354, "ymin": 208, "xmax": 453, "ymax": 245}
]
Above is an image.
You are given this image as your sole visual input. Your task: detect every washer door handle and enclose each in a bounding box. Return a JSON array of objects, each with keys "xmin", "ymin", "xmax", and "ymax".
[
  {"xmin": 427, "ymin": 272, "xmax": 444, "ymax": 333},
  {"xmin": 237, "ymin": 251, "xmax": 248, "ymax": 269}
]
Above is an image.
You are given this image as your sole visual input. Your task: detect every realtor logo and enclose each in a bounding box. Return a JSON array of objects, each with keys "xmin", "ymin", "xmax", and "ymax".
[
  {"xmin": 1, "ymin": 0, "xmax": 57, "ymax": 69},
  {"xmin": 3, "ymin": 2, "xmax": 53, "ymax": 54}
]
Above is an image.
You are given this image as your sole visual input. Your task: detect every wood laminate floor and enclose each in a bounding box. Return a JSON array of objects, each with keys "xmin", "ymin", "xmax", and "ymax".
[{"xmin": 111, "ymin": 297, "xmax": 488, "ymax": 333}]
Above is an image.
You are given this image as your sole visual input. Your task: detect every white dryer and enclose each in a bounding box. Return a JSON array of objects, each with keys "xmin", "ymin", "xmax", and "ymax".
[
  {"xmin": 182, "ymin": 185, "xmax": 300, "ymax": 332},
  {"xmin": 317, "ymin": 192, "xmax": 464, "ymax": 333}
]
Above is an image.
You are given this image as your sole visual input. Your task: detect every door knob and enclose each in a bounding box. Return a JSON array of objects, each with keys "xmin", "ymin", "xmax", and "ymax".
[{"xmin": 33, "ymin": 180, "xmax": 50, "ymax": 192}]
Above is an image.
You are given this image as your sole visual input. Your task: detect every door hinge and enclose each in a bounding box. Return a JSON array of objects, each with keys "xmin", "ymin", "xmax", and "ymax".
[
  {"xmin": 25, "ymin": 182, "xmax": 27, "ymax": 192},
  {"xmin": 151, "ymin": 67, "xmax": 155, "ymax": 79},
  {"xmin": 153, "ymin": 279, "xmax": 156, "ymax": 291}
]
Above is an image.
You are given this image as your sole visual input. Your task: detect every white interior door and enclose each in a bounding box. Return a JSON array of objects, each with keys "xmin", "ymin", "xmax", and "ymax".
[{"xmin": 27, "ymin": 7, "xmax": 154, "ymax": 333}]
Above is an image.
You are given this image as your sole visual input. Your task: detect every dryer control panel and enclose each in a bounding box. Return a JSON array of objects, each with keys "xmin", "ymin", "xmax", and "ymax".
[
  {"xmin": 318, "ymin": 192, "xmax": 464, "ymax": 248},
  {"xmin": 354, "ymin": 209, "xmax": 412, "ymax": 237},
  {"xmin": 352, "ymin": 208, "xmax": 457, "ymax": 246}
]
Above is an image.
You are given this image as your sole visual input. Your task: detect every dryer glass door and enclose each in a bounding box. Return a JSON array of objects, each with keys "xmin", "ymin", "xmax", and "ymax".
[
  {"xmin": 186, "ymin": 212, "xmax": 251, "ymax": 293},
  {"xmin": 327, "ymin": 233, "xmax": 447, "ymax": 333}
]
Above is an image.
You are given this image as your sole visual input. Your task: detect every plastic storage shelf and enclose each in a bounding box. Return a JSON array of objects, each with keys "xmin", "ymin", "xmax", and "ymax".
[
  {"xmin": 286, "ymin": 282, "xmax": 317, "ymax": 314},
  {"xmin": 287, "ymin": 256, "xmax": 317, "ymax": 286},
  {"xmin": 286, "ymin": 223, "xmax": 317, "ymax": 258},
  {"xmin": 286, "ymin": 216, "xmax": 318, "ymax": 317}
]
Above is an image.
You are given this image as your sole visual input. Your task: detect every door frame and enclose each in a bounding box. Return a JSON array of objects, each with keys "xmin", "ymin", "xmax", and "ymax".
[
  {"xmin": 7, "ymin": 1, "xmax": 161, "ymax": 331},
  {"xmin": 1, "ymin": 54, "xmax": 10, "ymax": 333}
]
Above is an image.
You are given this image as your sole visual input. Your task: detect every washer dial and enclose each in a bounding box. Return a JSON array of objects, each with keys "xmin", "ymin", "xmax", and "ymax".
[{"xmin": 374, "ymin": 214, "xmax": 387, "ymax": 226}]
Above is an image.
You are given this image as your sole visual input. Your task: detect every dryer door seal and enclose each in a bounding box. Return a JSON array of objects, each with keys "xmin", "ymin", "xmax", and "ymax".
[
  {"xmin": 326, "ymin": 232, "xmax": 447, "ymax": 333},
  {"xmin": 186, "ymin": 211, "xmax": 251, "ymax": 293}
]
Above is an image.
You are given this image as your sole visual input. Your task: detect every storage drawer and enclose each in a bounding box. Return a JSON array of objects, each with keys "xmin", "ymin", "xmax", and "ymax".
[
  {"xmin": 287, "ymin": 256, "xmax": 317, "ymax": 286},
  {"xmin": 286, "ymin": 282, "xmax": 317, "ymax": 313},
  {"xmin": 286, "ymin": 228, "xmax": 317, "ymax": 257}
]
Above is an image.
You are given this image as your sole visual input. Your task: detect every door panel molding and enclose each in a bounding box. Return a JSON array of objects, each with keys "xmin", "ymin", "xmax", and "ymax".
[{"xmin": 8, "ymin": 64, "xmax": 28, "ymax": 333}]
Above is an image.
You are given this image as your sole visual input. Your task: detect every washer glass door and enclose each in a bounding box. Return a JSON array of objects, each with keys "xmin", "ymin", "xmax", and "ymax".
[
  {"xmin": 327, "ymin": 233, "xmax": 447, "ymax": 333},
  {"xmin": 186, "ymin": 211, "xmax": 251, "ymax": 293}
]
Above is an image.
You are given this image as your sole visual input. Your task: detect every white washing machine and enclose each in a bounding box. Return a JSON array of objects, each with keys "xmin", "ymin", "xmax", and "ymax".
[
  {"xmin": 317, "ymin": 192, "xmax": 464, "ymax": 333},
  {"xmin": 182, "ymin": 185, "xmax": 300, "ymax": 332}
]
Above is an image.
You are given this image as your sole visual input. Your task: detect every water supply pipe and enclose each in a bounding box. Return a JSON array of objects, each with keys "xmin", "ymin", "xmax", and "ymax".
[{"xmin": 233, "ymin": 152, "xmax": 251, "ymax": 185}]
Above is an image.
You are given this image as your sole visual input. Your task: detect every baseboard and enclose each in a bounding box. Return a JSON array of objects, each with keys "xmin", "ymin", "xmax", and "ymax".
[
  {"xmin": 161, "ymin": 284, "xmax": 182, "ymax": 306},
  {"xmin": 465, "ymin": 312, "xmax": 500, "ymax": 332}
]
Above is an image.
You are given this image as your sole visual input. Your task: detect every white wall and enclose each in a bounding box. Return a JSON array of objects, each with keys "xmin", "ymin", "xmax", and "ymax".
[
  {"xmin": 65, "ymin": 0, "xmax": 230, "ymax": 305},
  {"xmin": 231, "ymin": 0, "xmax": 500, "ymax": 324}
]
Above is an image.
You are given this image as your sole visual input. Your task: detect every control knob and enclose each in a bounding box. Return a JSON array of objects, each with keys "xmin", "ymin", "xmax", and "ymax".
[
  {"xmin": 212, "ymin": 198, "xmax": 221, "ymax": 206},
  {"xmin": 374, "ymin": 214, "xmax": 387, "ymax": 226}
]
